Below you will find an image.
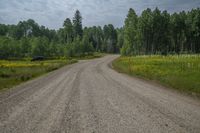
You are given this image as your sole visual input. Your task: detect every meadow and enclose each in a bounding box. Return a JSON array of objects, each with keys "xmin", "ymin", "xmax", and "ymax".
[
  {"xmin": 0, "ymin": 59, "xmax": 77, "ymax": 91},
  {"xmin": 112, "ymin": 55, "xmax": 200, "ymax": 96}
]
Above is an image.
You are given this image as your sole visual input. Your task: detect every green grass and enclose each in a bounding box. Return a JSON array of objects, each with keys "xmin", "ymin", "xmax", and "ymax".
[
  {"xmin": 0, "ymin": 53, "xmax": 105, "ymax": 91},
  {"xmin": 0, "ymin": 59, "xmax": 77, "ymax": 91},
  {"xmin": 112, "ymin": 55, "xmax": 200, "ymax": 96}
]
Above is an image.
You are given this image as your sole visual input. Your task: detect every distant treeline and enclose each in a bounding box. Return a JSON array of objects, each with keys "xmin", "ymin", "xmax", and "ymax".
[
  {"xmin": 0, "ymin": 10, "xmax": 118, "ymax": 59},
  {"xmin": 0, "ymin": 8, "xmax": 200, "ymax": 59}
]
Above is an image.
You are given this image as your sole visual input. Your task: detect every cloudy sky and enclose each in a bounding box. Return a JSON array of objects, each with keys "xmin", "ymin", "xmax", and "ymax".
[{"xmin": 0, "ymin": 0, "xmax": 200, "ymax": 29}]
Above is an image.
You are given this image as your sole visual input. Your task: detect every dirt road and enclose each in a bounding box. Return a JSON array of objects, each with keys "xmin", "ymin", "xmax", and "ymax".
[{"xmin": 0, "ymin": 55, "xmax": 200, "ymax": 133}]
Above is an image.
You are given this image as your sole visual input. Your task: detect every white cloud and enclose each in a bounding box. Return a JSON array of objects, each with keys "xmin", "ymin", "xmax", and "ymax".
[{"xmin": 0, "ymin": 0, "xmax": 199, "ymax": 29}]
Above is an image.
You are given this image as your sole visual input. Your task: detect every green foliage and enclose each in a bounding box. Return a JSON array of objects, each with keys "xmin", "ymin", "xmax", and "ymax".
[
  {"xmin": 0, "ymin": 24, "xmax": 8, "ymax": 36},
  {"xmin": 83, "ymin": 26, "xmax": 104, "ymax": 52},
  {"xmin": 103, "ymin": 24, "xmax": 118, "ymax": 53},
  {"xmin": 0, "ymin": 36, "xmax": 21, "ymax": 59},
  {"xmin": 63, "ymin": 18, "xmax": 73, "ymax": 43},
  {"xmin": 81, "ymin": 33, "xmax": 94, "ymax": 54},
  {"xmin": 121, "ymin": 7, "xmax": 200, "ymax": 55},
  {"xmin": 113, "ymin": 55, "xmax": 200, "ymax": 96},
  {"xmin": 73, "ymin": 10, "xmax": 83, "ymax": 38},
  {"xmin": 31, "ymin": 37, "xmax": 49, "ymax": 57},
  {"xmin": 0, "ymin": 59, "xmax": 77, "ymax": 90},
  {"xmin": 0, "ymin": 10, "xmax": 121, "ymax": 59},
  {"xmin": 66, "ymin": 35, "xmax": 94, "ymax": 57},
  {"xmin": 65, "ymin": 37, "xmax": 81, "ymax": 57},
  {"xmin": 1, "ymin": 8, "xmax": 200, "ymax": 58},
  {"xmin": 122, "ymin": 8, "xmax": 139, "ymax": 55},
  {"xmin": 116, "ymin": 28, "xmax": 124, "ymax": 52},
  {"xmin": 20, "ymin": 37, "xmax": 31, "ymax": 57}
]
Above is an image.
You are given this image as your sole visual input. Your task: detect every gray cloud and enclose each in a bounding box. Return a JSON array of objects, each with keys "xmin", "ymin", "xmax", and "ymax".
[{"xmin": 0, "ymin": 0, "xmax": 199, "ymax": 29}]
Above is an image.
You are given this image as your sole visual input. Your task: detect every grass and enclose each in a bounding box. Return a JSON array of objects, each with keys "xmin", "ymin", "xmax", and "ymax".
[
  {"xmin": 0, "ymin": 59, "xmax": 77, "ymax": 91},
  {"xmin": 0, "ymin": 53, "xmax": 105, "ymax": 91},
  {"xmin": 112, "ymin": 55, "xmax": 200, "ymax": 97}
]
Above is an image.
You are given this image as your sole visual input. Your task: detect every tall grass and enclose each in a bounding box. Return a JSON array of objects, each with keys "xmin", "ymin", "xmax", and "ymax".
[
  {"xmin": 0, "ymin": 59, "xmax": 77, "ymax": 90},
  {"xmin": 112, "ymin": 55, "xmax": 200, "ymax": 96}
]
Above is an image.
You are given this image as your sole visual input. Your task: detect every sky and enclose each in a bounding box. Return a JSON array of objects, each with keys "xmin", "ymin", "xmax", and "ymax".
[{"xmin": 0, "ymin": 0, "xmax": 200, "ymax": 29}]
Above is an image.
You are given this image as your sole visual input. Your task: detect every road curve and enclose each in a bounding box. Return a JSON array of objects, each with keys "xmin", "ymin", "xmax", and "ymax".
[{"xmin": 0, "ymin": 55, "xmax": 200, "ymax": 133}]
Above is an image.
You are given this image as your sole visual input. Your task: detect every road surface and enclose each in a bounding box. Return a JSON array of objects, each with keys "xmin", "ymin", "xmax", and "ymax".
[{"xmin": 0, "ymin": 55, "xmax": 200, "ymax": 133}]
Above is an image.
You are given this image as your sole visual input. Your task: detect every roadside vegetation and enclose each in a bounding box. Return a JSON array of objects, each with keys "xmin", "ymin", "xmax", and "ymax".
[
  {"xmin": 113, "ymin": 55, "xmax": 200, "ymax": 96},
  {"xmin": 1, "ymin": 7, "xmax": 200, "ymax": 94},
  {"xmin": 0, "ymin": 10, "xmax": 119, "ymax": 60},
  {"xmin": 0, "ymin": 9, "xmax": 112, "ymax": 91},
  {"xmin": 113, "ymin": 7, "xmax": 200, "ymax": 96},
  {"xmin": 0, "ymin": 52, "xmax": 105, "ymax": 91},
  {"xmin": 0, "ymin": 59, "xmax": 77, "ymax": 91},
  {"xmin": 120, "ymin": 8, "xmax": 200, "ymax": 55}
]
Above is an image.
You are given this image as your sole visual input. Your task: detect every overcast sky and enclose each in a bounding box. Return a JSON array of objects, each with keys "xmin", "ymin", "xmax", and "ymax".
[{"xmin": 0, "ymin": 0, "xmax": 200, "ymax": 29}]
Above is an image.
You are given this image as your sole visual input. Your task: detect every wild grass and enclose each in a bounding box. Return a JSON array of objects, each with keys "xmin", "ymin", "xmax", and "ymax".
[
  {"xmin": 112, "ymin": 55, "xmax": 200, "ymax": 96},
  {"xmin": 0, "ymin": 59, "xmax": 77, "ymax": 91}
]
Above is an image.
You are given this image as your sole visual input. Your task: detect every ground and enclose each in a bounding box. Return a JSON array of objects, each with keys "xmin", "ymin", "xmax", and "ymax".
[{"xmin": 0, "ymin": 55, "xmax": 200, "ymax": 133}]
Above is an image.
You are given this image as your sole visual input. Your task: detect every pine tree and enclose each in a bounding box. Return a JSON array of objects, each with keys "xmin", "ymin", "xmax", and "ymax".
[{"xmin": 73, "ymin": 10, "xmax": 83, "ymax": 38}]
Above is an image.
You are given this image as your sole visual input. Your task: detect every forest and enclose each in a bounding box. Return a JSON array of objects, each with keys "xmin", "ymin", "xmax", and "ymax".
[{"xmin": 0, "ymin": 7, "xmax": 200, "ymax": 59}]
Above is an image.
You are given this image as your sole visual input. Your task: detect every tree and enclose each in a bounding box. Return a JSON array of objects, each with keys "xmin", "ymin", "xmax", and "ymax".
[
  {"xmin": 0, "ymin": 24, "xmax": 8, "ymax": 36},
  {"xmin": 171, "ymin": 11, "xmax": 187, "ymax": 54},
  {"xmin": 63, "ymin": 18, "xmax": 73, "ymax": 43},
  {"xmin": 191, "ymin": 8, "xmax": 200, "ymax": 53},
  {"xmin": 26, "ymin": 19, "xmax": 40, "ymax": 37},
  {"xmin": 122, "ymin": 8, "xmax": 139, "ymax": 55},
  {"xmin": 31, "ymin": 37, "xmax": 49, "ymax": 57},
  {"xmin": 84, "ymin": 26, "xmax": 103, "ymax": 52},
  {"xmin": 0, "ymin": 37, "xmax": 21, "ymax": 59},
  {"xmin": 20, "ymin": 37, "xmax": 31, "ymax": 57},
  {"xmin": 66, "ymin": 36, "xmax": 82, "ymax": 57},
  {"xmin": 57, "ymin": 28, "xmax": 65, "ymax": 44},
  {"xmin": 82, "ymin": 33, "xmax": 94, "ymax": 54},
  {"xmin": 1, "ymin": 8, "xmax": 200, "ymax": 59},
  {"xmin": 138, "ymin": 8, "xmax": 153, "ymax": 54},
  {"xmin": 73, "ymin": 10, "xmax": 83, "ymax": 38},
  {"xmin": 151, "ymin": 7, "xmax": 163, "ymax": 54},
  {"xmin": 160, "ymin": 10, "xmax": 172, "ymax": 55},
  {"xmin": 116, "ymin": 28, "xmax": 124, "ymax": 52},
  {"xmin": 0, "ymin": 37, "xmax": 13, "ymax": 59},
  {"xmin": 102, "ymin": 24, "xmax": 118, "ymax": 53}
]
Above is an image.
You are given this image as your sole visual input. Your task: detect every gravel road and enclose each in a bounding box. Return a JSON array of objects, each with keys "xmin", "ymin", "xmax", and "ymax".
[{"xmin": 0, "ymin": 55, "xmax": 200, "ymax": 133}]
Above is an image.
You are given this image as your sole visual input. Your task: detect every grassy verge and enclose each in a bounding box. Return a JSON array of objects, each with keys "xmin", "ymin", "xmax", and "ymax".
[
  {"xmin": 112, "ymin": 55, "xmax": 200, "ymax": 97},
  {"xmin": 0, "ymin": 59, "xmax": 77, "ymax": 91},
  {"xmin": 0, "ymin": 53, "xmax": 105, "ymax": 91}
]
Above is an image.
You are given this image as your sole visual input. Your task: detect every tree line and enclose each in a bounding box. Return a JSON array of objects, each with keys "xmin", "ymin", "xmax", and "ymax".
[
  {"xmin": 121, "ymin": 8, "xmax": 200, "ymax": 55},
  {"xmin": 0, "ymin": 10, "xmax": 118, "ymax": 59},
  {"xmin": 0, "ymin": 8, "xmax": 200, "ymax": 59}
]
